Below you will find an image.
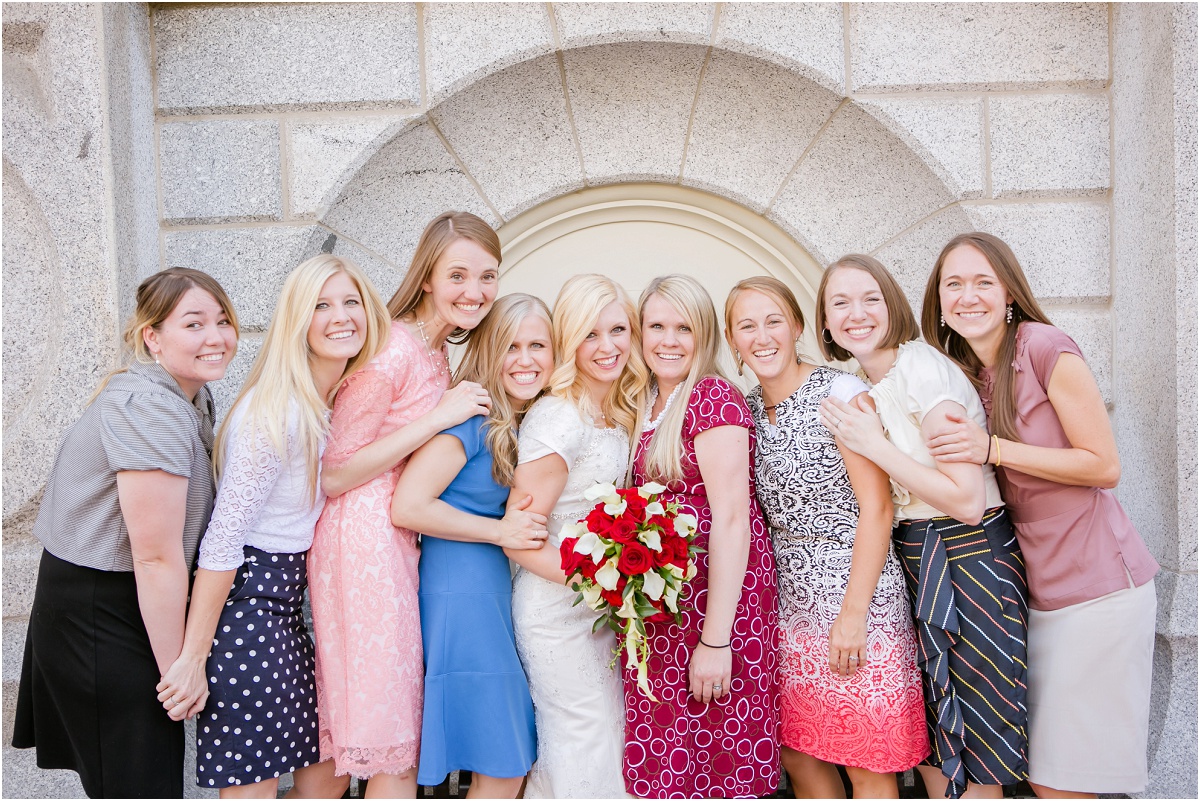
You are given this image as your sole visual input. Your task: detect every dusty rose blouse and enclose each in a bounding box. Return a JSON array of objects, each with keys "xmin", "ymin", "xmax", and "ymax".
[{"xmin": 980, "ymin": 322, "xmax": 1158, "ymax": 611}]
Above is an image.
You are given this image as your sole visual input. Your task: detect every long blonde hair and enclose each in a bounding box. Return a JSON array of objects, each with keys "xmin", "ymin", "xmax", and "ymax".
[
  {"xmin": 214, "ymin": 255, "xmax": 390, "ymax": 500},
  {"xmin": 547, "ymin": 274, "xmax": 648, "ymax": 438},
  {"xmin": 92, "ymin": 268, "xmax": 240, "ymax": 402},
  {"xmin": 386, "ymin": 211, "xmax": 501, "ymax": 344},
  {"xmin": 454, "ymin": 293, "xmax": 552, "ymax": 486},
  {"xmin": 638, "ymin": 274, "xmax": 730, "ymax": 484}
]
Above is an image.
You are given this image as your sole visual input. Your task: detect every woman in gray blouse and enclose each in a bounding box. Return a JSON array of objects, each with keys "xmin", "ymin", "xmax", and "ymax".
[{"xmin": 12, "ymin": 267, "xmax": 239, "ymax": 798}]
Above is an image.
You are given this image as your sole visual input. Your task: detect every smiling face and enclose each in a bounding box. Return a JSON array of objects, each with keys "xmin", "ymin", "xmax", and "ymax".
[
  {"xmin": 143, "ymin": 286, "xmax": 238, "ymax": 399},
  {"xmin": 307, "ymin": 270, "xmax": 368, "ymax": 369},
  {"xmin": 938, "ymin": 244, "xmax": 1012, "ymax": 350},
  {"xmin": 575, "ymin": 300, "xmax": 632, "ymax": 396},
  {"xmin": 501, "ymin": 314, "xmax": 554, "ymax": 403},
  {"xmin": 822, "ymin": 266, "xmax": 891, "ymax": 360},
  {"xmin": 640, "ymin": 293, "xmax": 695, "ymax": 391},
  {"xmin": 421, "ymin": 238, "xmax": 500, "ymax": 332},
  {"xmin": 728, "ymin": 289, "xmax": 803, "ymax": 382}
]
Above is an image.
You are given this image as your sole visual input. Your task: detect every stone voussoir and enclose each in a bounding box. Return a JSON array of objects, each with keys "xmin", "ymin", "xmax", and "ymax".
[
  {"xmin": 424, "ymin": 2, "xmax": 555, "ymax": 105},
  {"xmin": 431, "ymin": 55, "xmax": 584, "ymax": 220},
  {"xmin": 715, "ymin": 2, "xmax": 845, "ymax": 96},
  {"xmin": 553, "ymin": 2, "xmax": 716, "ymax": 50},
  {"xmin": 858, "ymin": 97, "xmax": 985, "ymax": 201}
]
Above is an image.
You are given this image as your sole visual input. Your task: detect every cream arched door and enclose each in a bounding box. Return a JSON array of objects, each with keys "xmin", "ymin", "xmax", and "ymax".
[{"xmin": 498, "ymin": 185, "xmax": 825, "ymax": 385}]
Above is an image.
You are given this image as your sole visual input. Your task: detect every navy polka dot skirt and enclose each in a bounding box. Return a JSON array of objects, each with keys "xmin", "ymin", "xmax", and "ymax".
[{"xmin": 196, "ymin": 547, "xmax": 319, "ymax": 787}]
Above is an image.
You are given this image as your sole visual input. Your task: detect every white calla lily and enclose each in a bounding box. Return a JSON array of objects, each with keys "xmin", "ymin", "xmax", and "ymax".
[
  {"xmin": 642, "ymin": 570, "xmax": 666, "ymax": 601},
  {"xmin": 595, "ymin": 560, "xmax": 621, "ymax": 591},
  {"xmin": 604, "ymin": 498, "xmax": 627, "ymax": 516},
  {"xmin": 581, "ymin": 583, "xmax": 604, "ymax": 611},
  {"xmin": 639, "ymin": 529, "xmax": 662, "ymax": 551},
  {"xmin": 584, "ymin": 482, "xmax": 620, "ymax": 505},
  {"xmin": 685, "ymin": 561, "xmax": 697, "ymax": 581},
  {"xmin": 573, "ymin": 532, "xmax": 599, "ymax": 556},
  {"xmin": 674, "ymin": 513, "xmax": 698, "ymax": 535},
  {"xmin": 616, "ymin": 592, "xmax": 638, "ymax": 619},
  {"xmin": 667, "ymin": 564, "xmax": 685, "ymax": 580},
  {"xmin": 560, "ymin": 521, "xmax": 589, "ymax": 540},
  {"xmin": 664, "ymin": 583, "xmax": 680, "ymax": 612},
  {"xmin": 638, "ymin": 481, "xmax": 667, "ymax": 498},
  {"xmin": 645, "ymin": 501, "xmax": 665, "ymax": 516}
]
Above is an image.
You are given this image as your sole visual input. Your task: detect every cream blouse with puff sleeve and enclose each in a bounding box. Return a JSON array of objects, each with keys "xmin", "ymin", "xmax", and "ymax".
[{"xmin": 864, "ymin": 340, "xmax": 1003, "ymax": 522}]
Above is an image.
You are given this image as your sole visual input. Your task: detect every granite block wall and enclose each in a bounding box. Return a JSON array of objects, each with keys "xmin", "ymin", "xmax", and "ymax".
[{"xmin": 2, "ymin": 3, "xmax": 1194, "ymax": 797}]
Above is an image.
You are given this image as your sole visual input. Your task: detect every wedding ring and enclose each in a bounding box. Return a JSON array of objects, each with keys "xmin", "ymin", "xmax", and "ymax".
[
  {"xmin": 712, "ymin": 683, "xmax": 722, "ymax": 692},
  {"xmin": 848, "ymin": 656, "xmax": 859, "ymax": 663}
]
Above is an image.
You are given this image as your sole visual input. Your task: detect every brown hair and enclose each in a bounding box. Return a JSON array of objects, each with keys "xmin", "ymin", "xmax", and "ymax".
[
  {"xmin": 92, "ymin": 267, "xmax": 240, "ymax": 400},
  {"xmin": 921, "ymin": 232, "xmax": 1053, "ymax": 441},
  {"xmin": 816, "ymin": 254, "xmax": 919, "ymax": 362},
  {"xmin": 723, "ymin": 276, "xmax": 807, "ymax": 369},
  {"xmin": 386, "ymin": 211, "xmax": 502, "ymax": 343}
]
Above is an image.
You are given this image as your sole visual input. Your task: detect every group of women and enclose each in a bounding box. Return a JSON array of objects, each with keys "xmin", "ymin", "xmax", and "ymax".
[{"xmin": 14, "ymin": 208, "xmax": 1157, "ymax": 801}]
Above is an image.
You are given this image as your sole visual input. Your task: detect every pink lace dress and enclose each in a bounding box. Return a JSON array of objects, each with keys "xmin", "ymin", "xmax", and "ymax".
[
  {"xmin": 309, "ymin": 322, "xmax": 449, "ymax": 778},
  {"xmin": 625, "ymin": 377, "xmax": 781, "ymax": 798}
]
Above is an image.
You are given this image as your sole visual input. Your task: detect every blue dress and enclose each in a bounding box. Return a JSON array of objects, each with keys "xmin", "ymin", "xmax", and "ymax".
[{"xmin": 416, "ymin": 418, "xmax": 537, "ymax": 785}]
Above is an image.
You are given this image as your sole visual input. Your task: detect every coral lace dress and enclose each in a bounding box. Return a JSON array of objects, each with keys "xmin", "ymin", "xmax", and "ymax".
[{"xmin": 309, "ymin": 322, "xmax": 449, "ymax": 778}]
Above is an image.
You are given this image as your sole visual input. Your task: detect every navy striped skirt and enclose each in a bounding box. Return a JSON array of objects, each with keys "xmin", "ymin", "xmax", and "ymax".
[
  {"xmin": 893, "ymin": 508, "xmax": 1029, "ymax": 798},
  {"xmin": 196, "ymin": 547, "xmax": 319, "ymax": 787}
]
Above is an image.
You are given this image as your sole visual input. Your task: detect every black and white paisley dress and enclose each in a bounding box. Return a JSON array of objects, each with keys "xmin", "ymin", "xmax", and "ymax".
[{"xmin": 748, "ymin": 366, "xmax": 928, "ymax": 772}]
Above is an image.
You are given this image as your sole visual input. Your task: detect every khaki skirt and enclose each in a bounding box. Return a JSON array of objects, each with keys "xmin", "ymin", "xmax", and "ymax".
[{"xmin": 1026, "ymin": 577, "xmax": 1156, "ymax": 793}]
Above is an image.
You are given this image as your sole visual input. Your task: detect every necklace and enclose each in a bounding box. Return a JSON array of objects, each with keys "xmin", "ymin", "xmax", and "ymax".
[{"xmin": 414, "ymin": 319, "xmax": 448, "ymax": 379}]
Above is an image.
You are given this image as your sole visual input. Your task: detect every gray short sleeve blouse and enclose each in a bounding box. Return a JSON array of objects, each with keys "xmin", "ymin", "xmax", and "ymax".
[{"xmin": 33, "ymin": 361, "xmax": 217, "ymax": 571}]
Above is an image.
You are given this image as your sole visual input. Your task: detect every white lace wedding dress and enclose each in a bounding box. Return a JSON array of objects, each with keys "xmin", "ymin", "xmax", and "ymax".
[{"xmin": 512, "ymin": 395, "xmax": 630, "ymax": 799}]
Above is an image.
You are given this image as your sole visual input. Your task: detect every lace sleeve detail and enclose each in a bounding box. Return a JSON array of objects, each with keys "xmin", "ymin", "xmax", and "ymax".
[
  {"xmin": 517, "ymin": 396, "xmax": 588, "ymax": 466},
  {"xmin": 197, "ymin": 408, "xmax": 286, "ymax": 572},
  {"xmin": 323, "ymin": 364, "xmax": 395, "ymax": 471}
]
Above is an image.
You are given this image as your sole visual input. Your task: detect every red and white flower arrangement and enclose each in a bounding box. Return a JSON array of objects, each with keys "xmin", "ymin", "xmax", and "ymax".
[{"xmin": 558, "ymin": 481, "xmax": 700, "ymax": 700}]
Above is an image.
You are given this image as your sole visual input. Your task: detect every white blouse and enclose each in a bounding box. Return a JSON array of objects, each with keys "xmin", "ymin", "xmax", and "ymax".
[
  {"xmin": 863, "ymin": 340, "xmax": 1003, "ymax": 522},
  {"xmin": 197, "ymin": 395, "xmax": 327, "ymax": 571}
]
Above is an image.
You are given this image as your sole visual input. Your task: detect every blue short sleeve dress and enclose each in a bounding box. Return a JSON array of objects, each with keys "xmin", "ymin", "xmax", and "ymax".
[{"xmin": 415, "ymin": 417, "xmax": 537, "ymax": 786}]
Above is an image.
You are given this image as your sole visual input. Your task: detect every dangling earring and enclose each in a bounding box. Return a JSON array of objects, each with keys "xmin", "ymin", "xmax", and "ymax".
[
  {"xmin": 735, "ymin": 352, "xmax": 744, "ymax": 377},
  {"xmin": 154, "ymin": 352, "xmax": 160, "ymax": 364},
  {"xmin": 939, "ymin": 313, "xmax": 946, "ymax": 328},
  {"xmin": 1006, "ymin": 305, "xmax": 1013, "ymax": 324},
  {"xmin": 821, "ymin": 329, "xmax": 834, "ymax": 344}
]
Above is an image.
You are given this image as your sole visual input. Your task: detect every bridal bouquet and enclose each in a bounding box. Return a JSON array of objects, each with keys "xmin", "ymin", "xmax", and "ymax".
[{"xmin": 558, "ymin": 481, "xmax": 700, "ymax": 700}]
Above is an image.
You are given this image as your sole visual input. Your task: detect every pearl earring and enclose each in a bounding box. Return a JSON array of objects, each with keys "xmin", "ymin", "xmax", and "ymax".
[
  {"xmin": 940, "ymin": 314, "xmax": 946, "ymax": 328},
  {"xmin": 1006, "ymin": 305, "xmax": 1014, "ymax": 324}
]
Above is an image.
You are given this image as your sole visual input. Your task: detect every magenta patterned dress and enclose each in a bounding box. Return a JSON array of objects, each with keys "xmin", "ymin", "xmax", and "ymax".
[
  {"xmin": 309, "ymin": 322, "xmax": 449, "ymax": 778},
  {"xmin": 625, "ymin": 376, "xmax": 781, "ymax": 798}
]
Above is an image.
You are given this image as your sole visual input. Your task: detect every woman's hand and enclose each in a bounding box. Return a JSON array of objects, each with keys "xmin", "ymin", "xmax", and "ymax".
[
  {"xmin": 925, "ymin": 410, "xmax": 990, "ymax": 465},
  {"xmin": 819, "ymin": 395, "xmax": 887, "ymax": 458},
  {"xmin": 828, "ymin": 608, "xmax": 868, "ymax": 679},
  {"xmin": 496, "ymin": 495, "xmax": 549, "ymax": 550},
  {"xmin": 432, "ymin": 381, "xmax": 491, "ymax": 429},
  {"xmin": 689, "ymin": 642, "xmax": 733, "ymax": 704},
  {"xmin": 156, "ymin": 655, "xmax": 209, "ymax": 721}
]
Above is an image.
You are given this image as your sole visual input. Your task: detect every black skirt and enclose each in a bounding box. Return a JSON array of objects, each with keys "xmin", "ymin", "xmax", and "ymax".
[{"xmin": 13, "ymin": 549, "xmax": 184, "ymax": 798}]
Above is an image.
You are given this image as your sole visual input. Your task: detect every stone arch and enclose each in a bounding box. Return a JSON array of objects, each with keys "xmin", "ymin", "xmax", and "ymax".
[{"xmin": 312, "ymin": 39, "xmax": 973, "ymax": 313}]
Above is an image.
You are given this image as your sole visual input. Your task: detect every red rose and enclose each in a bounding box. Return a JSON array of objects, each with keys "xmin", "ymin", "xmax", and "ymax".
[
  {"xmin": 600, "ymin": 588, "xmax": 623, "ymax": 607},
  {"xmin": 647, "ymin": 514, "xmax": 672, "ymax": 532},
  {"xmin": 559, "ymin": 538, "xmax": 586, "ymax": 577},
  {"xmin": 586, "ymin": 507, "xmax": 614, "ymax": 536},
  {"xmin": 578, "ymin": 555, "xmax": 599, "ymax": 581},
  {"xmin": 668, "ymin": 536, "xmax": 691, "ymax": 569},
  {"xmin": 622, "ymin": 491, "xmax": 648, "ymax": 520},
  {"xmin": 652, "ymin": 540, "xmax": 675, "ymax": 568},
  {"xmin": 616, "ymin": 542, "xmax": 654, "ymax": 575},
  {"xmin": 608, "ymin": 515, "xmax": 639, "ymax": 544}
]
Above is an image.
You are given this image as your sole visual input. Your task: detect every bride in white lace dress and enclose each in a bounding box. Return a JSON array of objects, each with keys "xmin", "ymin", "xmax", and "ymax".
[{"xmin": 504, "ymin": 275, "xmax": 648, "ymax": 798}]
